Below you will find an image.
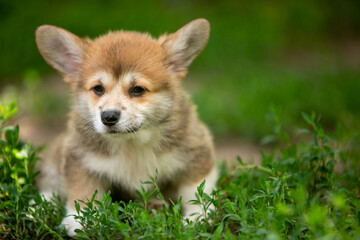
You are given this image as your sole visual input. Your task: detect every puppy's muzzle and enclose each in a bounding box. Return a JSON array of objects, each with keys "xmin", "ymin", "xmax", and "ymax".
[{"xmin": 101, "ymin": 111, "xmax": 120, "ymax": 127}]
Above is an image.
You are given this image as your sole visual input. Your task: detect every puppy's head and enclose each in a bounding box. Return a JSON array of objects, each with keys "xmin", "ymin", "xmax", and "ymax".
[{"xmin": 36, "ymin": 19, "xmax": 209, "ymax": 135}]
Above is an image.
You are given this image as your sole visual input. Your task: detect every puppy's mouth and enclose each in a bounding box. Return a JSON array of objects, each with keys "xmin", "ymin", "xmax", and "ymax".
[{"xmin": 105, "ymin": 125, "xmax": 141, "ymax": 134}]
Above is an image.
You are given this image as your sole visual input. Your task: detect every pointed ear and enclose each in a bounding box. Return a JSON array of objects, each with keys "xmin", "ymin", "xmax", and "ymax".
[
  {"xmin": 159, "ymin": 19, "xmax": 210, "ymax": 79},
  {"xmin": 36, "ymin": 25, "xmax": 87, "ymax": 84}
]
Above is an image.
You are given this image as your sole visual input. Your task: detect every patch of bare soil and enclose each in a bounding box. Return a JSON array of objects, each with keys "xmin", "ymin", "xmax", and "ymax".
[
  {"xmin": 215, "ymin": 138, "xmax": 262, "ymax": 164},
  {"xmin": 15, "ymin": 115, "xmax": 64, "ymax": 147}
]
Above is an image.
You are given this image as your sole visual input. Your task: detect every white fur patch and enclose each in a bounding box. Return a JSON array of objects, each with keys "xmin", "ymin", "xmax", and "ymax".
[
  {"xmin": 89, "ymin": 71, "xmax": 113, "ymax": 86},
  {"xmin": 37, "ymin": 162, "xmax": 65, "ymax": 200},
  {"xmin": 61, "ymin": 205, "xmax": 82, "ymax": 237},
  {"xmin": 122, "ymin": 72, "xmax": 140, "ymax": 85},
  {"xmin": 82, "ymin": 129, "xmax": 185, "ymax": 192}
]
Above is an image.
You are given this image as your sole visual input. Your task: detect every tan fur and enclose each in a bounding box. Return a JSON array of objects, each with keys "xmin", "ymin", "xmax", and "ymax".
[{"xmin": 35, "ymin": 19, "xmax": 216, "ymax": 236}]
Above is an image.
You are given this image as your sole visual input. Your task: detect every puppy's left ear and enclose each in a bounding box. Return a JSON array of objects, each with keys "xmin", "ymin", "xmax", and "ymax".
[{"xmin": 159, "ymin": 19, "xmax": 210, "ymax": 79}]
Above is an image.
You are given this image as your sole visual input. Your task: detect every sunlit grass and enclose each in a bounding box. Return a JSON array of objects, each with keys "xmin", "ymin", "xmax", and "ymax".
[{"xmin": 1, "ymin": 103, "xmax": 359, "ymax": 239}]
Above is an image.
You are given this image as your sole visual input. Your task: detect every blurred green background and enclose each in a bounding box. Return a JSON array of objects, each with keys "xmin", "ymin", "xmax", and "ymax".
[{"xmin": 1, "ymin": 0, "xmax": 360, "ymax": 142}]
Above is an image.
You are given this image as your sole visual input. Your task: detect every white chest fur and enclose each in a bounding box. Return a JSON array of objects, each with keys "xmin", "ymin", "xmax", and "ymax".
[{"xmin": 82, "ymin": 137, "xmax": 185, "ymax": 191}]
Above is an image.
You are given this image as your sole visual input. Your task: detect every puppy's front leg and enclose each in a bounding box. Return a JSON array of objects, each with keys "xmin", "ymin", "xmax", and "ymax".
[
  {"xmin": 179, "ymin": 167, "xmax": 218, "ymax": 222},
  {"xmin": 62, "ymin": 161, "xmax": 108, "ymax": 237}
]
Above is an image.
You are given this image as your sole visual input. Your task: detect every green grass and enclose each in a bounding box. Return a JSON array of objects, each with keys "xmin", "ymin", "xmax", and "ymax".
[{"xmin": 1, "ymin": 103, "xmax": 360, "ymax": 239}]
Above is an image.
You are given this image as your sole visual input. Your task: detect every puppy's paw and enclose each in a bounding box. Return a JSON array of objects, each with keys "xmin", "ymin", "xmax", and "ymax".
[{"xmin": 61, "ymin": 214, "xmax": 82, "ymax": 237}]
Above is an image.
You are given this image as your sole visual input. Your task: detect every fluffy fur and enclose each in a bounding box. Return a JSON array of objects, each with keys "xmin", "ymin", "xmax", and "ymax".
[{"xmin": 35, "ymin": 19, "xmax": 217, "ymax": 237}]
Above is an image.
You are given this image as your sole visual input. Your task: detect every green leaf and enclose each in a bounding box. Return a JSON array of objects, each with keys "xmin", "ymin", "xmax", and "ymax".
[
  {"xmin": 0, "ymin": 105, "xmax": 5, "ymax": 119},
  {"xmin": 250, "ymin": 193, "xmax": 266, "ymax": 202},
  {"xmin": 5, "ymin": 125, "xmax": 19, "ymax": 146},
  {"xmin": 297, "ymin": 128, "xmax": 311, "ymax": 135},
  {"xmin": 15, "ymin": 148, "xmax": 28, "ymax": 159},
  {"xmin": 147, "ymin": 188, "xmax": 158, "ymax": 202},
  {"xmin": 197, "ymin": 180, "xmax": 206, "ymax": 197},
  {"xmin": 75, "ymin": 201, "xmax": 81, "ymax": 213},
  {"xmin": 301, "ymin": 112, "xmax": 314, "ymax": 127},
  {"xmin": 260, "ymin": 135, "xmax": 277, "ymax": 145},
  {"xmin": 4, "ymin": 102, "xmax": 17, "ymax": 121},
  {"xmin": 0, "ymin": 101, "xmax": 18, "ymax": 122},
  {"xmin": 236, "ymin": 156, "xmax": 244, "ymax": 164},
  {"xmin": 311, "ymin": 111, "xmax": 316, "ymax": 122},
  {"xmin": 214, "ymin": 221, "xmax": 224, "ymax": 239},
  {"xmin": 316, "ymin": 123, "xmax": 324, "ymax": 139},
  {"xmin": 74, "ymin": 232, "xmax": 91, "ymax": 240}
]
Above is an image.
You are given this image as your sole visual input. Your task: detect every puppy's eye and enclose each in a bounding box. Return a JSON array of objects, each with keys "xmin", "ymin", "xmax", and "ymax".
[
  {"xmin": 129, "ymin": 85, "xmax": 145, "ymax": 97},
  {"xmin": 92, "ymin": 85, "xmax": 105, "ymax": 96}
]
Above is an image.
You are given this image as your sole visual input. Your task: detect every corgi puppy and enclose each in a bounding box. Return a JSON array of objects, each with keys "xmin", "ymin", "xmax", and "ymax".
[{"xmin": 35, "ymin": 19, "xmax": 217, "ymax": 236}]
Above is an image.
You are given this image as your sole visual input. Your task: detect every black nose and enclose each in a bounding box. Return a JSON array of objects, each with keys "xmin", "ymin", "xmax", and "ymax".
[{"xmin": 101, "ymin": 111, "xmax": 120, "ymax": 127}]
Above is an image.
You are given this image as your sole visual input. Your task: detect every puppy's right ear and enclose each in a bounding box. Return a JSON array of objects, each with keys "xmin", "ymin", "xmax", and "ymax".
[{"xmin": 36, "ymin": 25, "xmax": 87, "ymax": 84}]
